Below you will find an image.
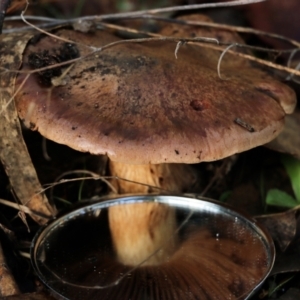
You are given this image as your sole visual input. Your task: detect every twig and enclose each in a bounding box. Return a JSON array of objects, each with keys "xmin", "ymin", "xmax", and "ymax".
[{"xmin": 3, "ymin": 0, "xmax": 267, "ymax": 34}]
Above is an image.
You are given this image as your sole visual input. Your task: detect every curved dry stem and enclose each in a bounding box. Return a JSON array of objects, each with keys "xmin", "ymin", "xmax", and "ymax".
[
  {"xmin": 286, "ymin": 49, "xmax": 300, "ymax": 82},
  {"xmin": 287, "ymin": 49, "xmax": 300, "ymax": 69},
  {"xmin": 217, "ymin": 43, "xmax": 238, "ymax": 80},
  {"xmin": 41, "ymin": 137, "xmax": 51, "ymax": 161},
  {"xmin": 287, "ymin": 62, "xmax": 300, "ymax": 84},
  {"xmin": 174, "ymin": 40, "xmax": 184, "ymax": 59},
  {"xmin": 5, "ymin": 15, "xmax": 63, "ymax": 22}
]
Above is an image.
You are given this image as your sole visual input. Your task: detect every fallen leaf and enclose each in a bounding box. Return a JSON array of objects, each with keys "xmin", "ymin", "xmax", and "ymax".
[
  {"xmin": 268, "ymin": 210, "xmax": 300, "ymax": 275},
  {"xmin": 266, "ymin": 110, "xmax": 300, "ymax": 160},
  {"xmin": 255, "ymin": 209, "xmax": 297, "ymax": 252}
]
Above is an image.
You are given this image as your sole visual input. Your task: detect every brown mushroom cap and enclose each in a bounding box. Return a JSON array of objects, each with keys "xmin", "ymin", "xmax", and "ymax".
[{"xmin": 15, "ymin": 27, "xmax": 296, "ymax": 164}]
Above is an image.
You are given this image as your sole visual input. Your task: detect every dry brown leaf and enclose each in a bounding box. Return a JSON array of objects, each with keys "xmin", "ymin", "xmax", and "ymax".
[
  {"xmin": 255, "ymin": 209, "xmax": 297, "ymax": 252},
  {"xmin": 0, "ymin": 32, "xmax": 56, "ymax": 224},
  {"xmin": 266, "ymin": 110, "xmax": 300, "ymax": 160},
  {"xmin": 263, "ymin": 207, "xmax": 300, "ymax": 276}
]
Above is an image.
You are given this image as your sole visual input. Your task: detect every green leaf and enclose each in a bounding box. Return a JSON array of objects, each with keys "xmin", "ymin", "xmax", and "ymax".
[
  {"xmin": 281, "ymin": 154, "xmax": 300, "ymax": 202},
  {"xmin": 266, "ymin": 189, "xmax": 298, "ymax": 208},
  {"xmin": 219, "ymin": 190, "xmax": 231, "ymax": 202}
]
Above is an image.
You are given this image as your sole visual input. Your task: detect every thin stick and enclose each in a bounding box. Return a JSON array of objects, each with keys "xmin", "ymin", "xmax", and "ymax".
[{"xmin": 3, "ymin": 0, "xmax": 267, "ymax": 34}]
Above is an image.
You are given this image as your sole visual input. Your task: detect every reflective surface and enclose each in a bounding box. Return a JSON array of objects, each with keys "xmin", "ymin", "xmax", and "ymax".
[{"xmin": 31, "ymin": 195, "xmax": 275, "ymax": 299}]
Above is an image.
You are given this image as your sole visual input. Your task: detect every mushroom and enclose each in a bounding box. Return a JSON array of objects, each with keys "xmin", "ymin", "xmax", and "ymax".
[{"xmin": 15, "ymin": 16, "xmax": 296, "ymax": 269}]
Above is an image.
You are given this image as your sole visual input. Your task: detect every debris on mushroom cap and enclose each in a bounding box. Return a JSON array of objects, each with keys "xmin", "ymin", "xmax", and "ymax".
[{"xmin": 15, "ymin": 22, "xmax": 296, "ymax": 165}]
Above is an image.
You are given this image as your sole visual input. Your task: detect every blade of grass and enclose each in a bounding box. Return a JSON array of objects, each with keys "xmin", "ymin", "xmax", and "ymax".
[
  {"xmin": 268, "ymin": 275, "xmax": 294, "ymax": 297},
  {"xmin": 281, "ymin": 154, "xmax": 300, "ymax": 202}
]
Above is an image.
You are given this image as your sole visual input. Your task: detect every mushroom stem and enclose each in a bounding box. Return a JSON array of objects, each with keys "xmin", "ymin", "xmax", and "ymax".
[
  {"xmin": 108, "ymin": 162, "xmax": 197, "ymax": 266},
  {"xmin": 109, "ymin": 201, "xmax": 177, "ymax": 266}
]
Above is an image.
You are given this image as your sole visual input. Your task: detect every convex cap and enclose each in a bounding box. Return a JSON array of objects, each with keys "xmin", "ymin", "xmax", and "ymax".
[{"xmin": 15, "ymin": 19, "xmax": 296, "ymax": 164}]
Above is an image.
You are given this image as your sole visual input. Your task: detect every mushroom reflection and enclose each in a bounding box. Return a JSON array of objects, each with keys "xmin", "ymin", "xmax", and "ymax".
[
  {"xmin": 32, "ymin": 197, "xmax": 273, "ymax": 300},
  {"xmin": 82, "ymin": 230, "xmax": 269, "ymax": 300},
  {"xmin": 85, "ymin": 233, "xmax": 267, "ymax": 299}
]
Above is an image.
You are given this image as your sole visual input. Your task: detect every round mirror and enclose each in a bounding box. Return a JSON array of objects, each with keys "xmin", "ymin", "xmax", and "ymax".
[{"xmin": 31, "ymin": 195, "xmax": 275, "ymax": 299}]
